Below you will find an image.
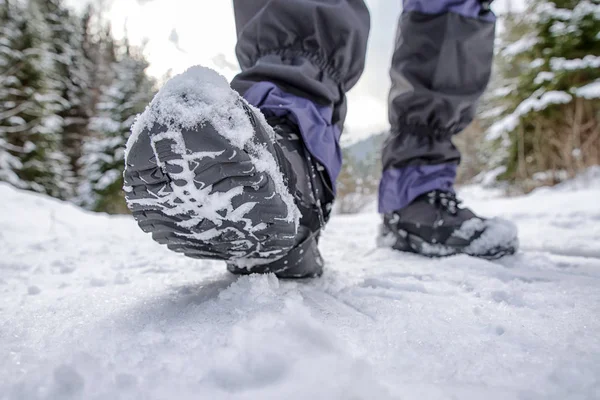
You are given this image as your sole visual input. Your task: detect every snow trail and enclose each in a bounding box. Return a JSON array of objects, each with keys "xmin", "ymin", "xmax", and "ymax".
[{"xmin": 1, "ymin": 175, "xmax": 599, "ymax": 399}]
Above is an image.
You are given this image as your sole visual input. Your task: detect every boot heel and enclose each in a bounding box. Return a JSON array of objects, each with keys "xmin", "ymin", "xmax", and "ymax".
[{"xmin": 228, "ymin": 231, "xmax": 323, "ymax": 279}]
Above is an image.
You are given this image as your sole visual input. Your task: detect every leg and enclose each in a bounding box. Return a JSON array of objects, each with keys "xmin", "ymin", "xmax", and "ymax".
[
  {"xmin": 379, "ymin": 0, "xmax": 518, "ymax": 258},
  {"xmin": 231, "ymin": 0, "xmax": 370, "ymax": 191},
  {"xmin": 380, "ymin": 0, "xmax": 495, "ymax": 213}
]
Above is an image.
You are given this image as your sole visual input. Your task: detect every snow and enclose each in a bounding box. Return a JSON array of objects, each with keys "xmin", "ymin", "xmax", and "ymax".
[
  {"xmin": 501, "ymin": 36, "xmax": 538, "ymax": 58},
  {"xmin": 487, "ymin": 91, "xmax": 573, "ymax": 140},
  {"xmin": 538, "ymin": 0, "xmax": 600, "ymax": 23},
  {"xmin": 575, "ymin": 80, "xmax": 600, "ymax": 99},
  {"xmin": 95, "ymin": 169, "xmax": 121, "ymax": 191},
  {"xmin": 463, "ymin": 218, "xmax": 518, "ymax": 255},
  {"xmin": 0, "ymin": 138, "xmax": 24, "ymax": 188},
  {"xmin": 486, "ymin": 113, "xmax": 518, "ymax": 141},
  {"xmin": 489, "ymin": 86, "xmax": 514, "ymax": 98},
  {"xmin": 478, "ymin": 105, "xmax": 506, "ymax": 120},
  {"xmin": 452, "ymin": 218, "xmax": 487, "ymax": 240},
  {"xmin": 530, "ymin": 58, "xmax": 545, "ymax": 69},
  {"xmin": 543, "ymin": 165, "xmax": 600, "ymax": 192},
  {"xmin": 127, "ymin": 66, "xmax": 249, "ymax": 155},
  {"xmin": 550, "ymin": 55, "xmax": 600, "ymax": 72},
  {"xmin": 533, "ymin": 71, "xmax": 555, "ymax": 85},
  {"xmin": 1, "ymin": 169, "xmax": 600, "ymax": 399},
  {"xmin": 518, "ymin": 90, "xmax": 573, "ymax": 113},
  {"xmin": 532, "ymin": 170, "xmax": 570, "ymax": 183},
  {"xmin": 473, "ymin": 166, "xmax": 508, "ymax": 188}
]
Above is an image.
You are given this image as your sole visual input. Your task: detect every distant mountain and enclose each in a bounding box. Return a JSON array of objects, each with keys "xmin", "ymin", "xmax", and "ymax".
[{"xmin": 343, "ymin": 131, "xmax": 387, "ymax": 162}]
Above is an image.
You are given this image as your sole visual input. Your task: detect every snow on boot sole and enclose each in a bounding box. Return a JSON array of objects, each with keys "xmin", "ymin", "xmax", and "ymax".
[{"xmin": 123, "ymin": 67, "xmax": 300, "ymax": 263}]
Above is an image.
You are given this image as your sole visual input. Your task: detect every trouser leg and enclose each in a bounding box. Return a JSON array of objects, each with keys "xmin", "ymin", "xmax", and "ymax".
[
  {"xmin": 231, "ymin": 0, "xmax": 370, "ymax": 190},
  {"xmin": 379, "ymin": 0, "xmax": 496, "ymax": 213}
]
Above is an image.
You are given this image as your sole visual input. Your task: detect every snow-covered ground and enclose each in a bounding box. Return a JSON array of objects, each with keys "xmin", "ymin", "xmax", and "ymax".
[{"xmin": 1, "ymin": 170, "xmax": 599, "ymax": 400}]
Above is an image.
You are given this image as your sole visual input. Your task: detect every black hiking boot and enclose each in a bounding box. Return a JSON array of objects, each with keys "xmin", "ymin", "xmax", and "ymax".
[
  {"xmin": 378, "ymin": 190, "xmax": 518, "ymax": 259},
  {"xmin": 123, "ymin": 67, "xmax": 332, "ymax": 278}
]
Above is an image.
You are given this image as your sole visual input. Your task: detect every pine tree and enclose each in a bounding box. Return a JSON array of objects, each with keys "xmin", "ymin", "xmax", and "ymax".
[
  {"xmin": 0, "ymin": 0, "xmax": 26, "ymax": 188},
  {"xmin": 79, "ymin": 42, "xmax": 155, "ymax": 213},
  {"xmin": 31, "ymin": 0, "xmax": 93, "ymax": 188},
  {"xmin": 485, "ymin": 0, "xmax": 600, "ymax": 186},
  {"xmin": 0, "ymin": 0, "xmax": 72, "ymax": 198}
]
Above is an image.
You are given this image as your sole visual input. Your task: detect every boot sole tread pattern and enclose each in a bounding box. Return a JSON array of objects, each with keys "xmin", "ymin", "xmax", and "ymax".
[{"xmin": 123, "ymin": 120, "xmax": 296, "ymax": 262}]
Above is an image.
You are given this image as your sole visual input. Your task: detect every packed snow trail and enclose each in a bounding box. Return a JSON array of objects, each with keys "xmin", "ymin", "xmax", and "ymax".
[{"xmin": 1, "ymin": 170, "xmax": 600, "ymax": 399}]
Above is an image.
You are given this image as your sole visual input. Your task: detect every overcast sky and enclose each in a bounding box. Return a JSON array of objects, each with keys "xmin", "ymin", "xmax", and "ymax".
[{"xmin": 67, "ymin": 0, "xmax": 524, "ymax": 144}]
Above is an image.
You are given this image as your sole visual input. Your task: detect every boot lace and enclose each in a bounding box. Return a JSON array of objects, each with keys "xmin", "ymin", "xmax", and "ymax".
[{"xmin": 427, "ymin": 190, "xmax": 461, "ymax": 216}]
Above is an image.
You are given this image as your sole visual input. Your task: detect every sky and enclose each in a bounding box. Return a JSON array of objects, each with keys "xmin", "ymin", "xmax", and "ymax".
[{"xmin": 67, "ymin": 0, "xmax": 524, "ymax": 145}]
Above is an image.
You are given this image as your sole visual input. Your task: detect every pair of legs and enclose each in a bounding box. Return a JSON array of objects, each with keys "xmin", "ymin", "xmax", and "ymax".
[
  {"xmin": 231, "ymin": 0, "xmax": 495, "ymax": 213},
  {"xmin": 123, "ymin": 0, "xmax": 517, "ymax": 278}
]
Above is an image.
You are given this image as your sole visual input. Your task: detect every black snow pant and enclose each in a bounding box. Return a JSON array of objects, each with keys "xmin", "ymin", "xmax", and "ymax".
[{"xmin": 230, "ymin": 0, "xmax": 496, "ymax": 214}]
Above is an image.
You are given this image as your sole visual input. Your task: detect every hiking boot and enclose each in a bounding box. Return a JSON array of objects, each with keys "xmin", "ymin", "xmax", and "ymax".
[
  {"xmin": 378, "ymin": 190, "xmax": 518, "ymax": 259},
  {"xmin": 123, "ymin": 67, "xmax": 331, "ymax": 278}
]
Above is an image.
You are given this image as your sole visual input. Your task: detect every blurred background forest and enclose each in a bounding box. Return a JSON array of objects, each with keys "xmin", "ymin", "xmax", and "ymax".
[{"xmin": 1, "ymin": 0, "xmax": 598, "ymax": 215}]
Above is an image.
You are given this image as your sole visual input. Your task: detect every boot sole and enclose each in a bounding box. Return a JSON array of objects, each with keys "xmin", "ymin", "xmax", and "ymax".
[{"xmin": 123, "ymin": 107, "xmax": 298, "ymax": 262}]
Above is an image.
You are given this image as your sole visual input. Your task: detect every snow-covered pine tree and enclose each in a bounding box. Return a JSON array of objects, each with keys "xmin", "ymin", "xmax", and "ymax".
[
  {"xmin": 79, "ymin": 41, "xmax": 155, "ymax": 213},
  {"xmin": 0, "ymin": 0, "xmax": 72, "ymax": 198},
  {"xmin": 0, "ymin": 0, "xmax": 26, "ymax": 188},
  {"xmin": 31, "ymin": 0, "xmax": 93, "ymax": 188},
  {"xmin": 485, "ymin": 0, "xmax": 600, "ymax": 186},
  {"xmin": 80, "ymin": 5, "xmax": 112, "ymax": 114}
]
